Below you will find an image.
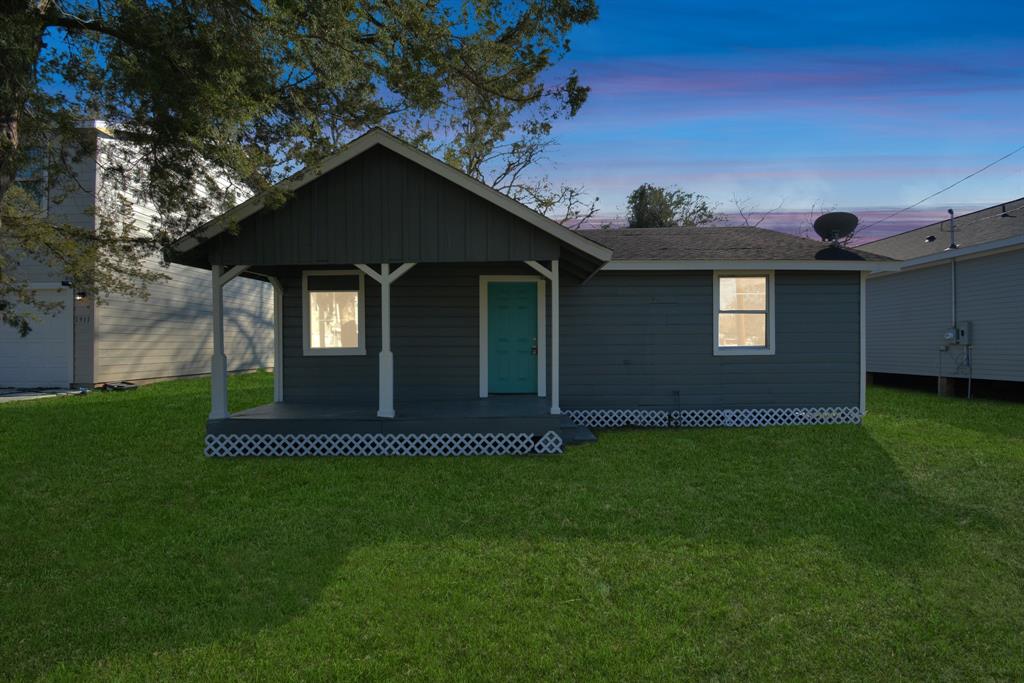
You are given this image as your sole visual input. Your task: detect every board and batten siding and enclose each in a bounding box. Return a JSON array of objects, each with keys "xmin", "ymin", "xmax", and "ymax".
[
  {"xmin": 279, "ymin": 266, "xmax": 860, "ymax": 409},
  {"xmin": 561, "ymin": 270, "xmax": 861, "ymax": 409},
  {"xmin": 207, "ymin": 145, "xmax": 562, "ymax": 266},
  {"xmin": 867, "ymin": 248, "xmax": 1024, "ymax": 381}
]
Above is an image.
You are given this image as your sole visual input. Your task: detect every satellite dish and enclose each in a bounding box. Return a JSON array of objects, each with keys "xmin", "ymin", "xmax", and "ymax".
[{"xmin": 813, "ymin": 212, "xmax": 859, "ymax": 242}]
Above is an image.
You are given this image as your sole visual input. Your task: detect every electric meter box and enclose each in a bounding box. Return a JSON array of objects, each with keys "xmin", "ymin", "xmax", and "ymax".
[{"xmin": 943, "ymin": 322, "xmax": 971, "ymax": 345}]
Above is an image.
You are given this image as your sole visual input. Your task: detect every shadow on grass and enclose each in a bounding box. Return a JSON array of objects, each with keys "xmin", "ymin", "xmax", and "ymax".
[
  {"xmin": 868, "ymin": 385, "xmax": 1024, "ymax": 441},
  {"xmin": 0, "ymin": 374, "xmax": 1003, "ymax": 678}
]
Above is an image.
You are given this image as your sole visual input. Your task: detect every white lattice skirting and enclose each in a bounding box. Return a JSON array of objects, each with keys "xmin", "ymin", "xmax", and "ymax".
[
  {"xmin": 205, "ymin": 430, "xmax": 564, "ymax": 457},
  {"xmin": 565, "ymin": 406, "xmax": 863, "ymax": 429}
]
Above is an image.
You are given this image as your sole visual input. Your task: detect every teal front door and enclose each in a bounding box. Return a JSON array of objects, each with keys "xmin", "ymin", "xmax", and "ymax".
[{"xmin": 488, "ymin": 282, "xmax": 538, "ymax": 394}]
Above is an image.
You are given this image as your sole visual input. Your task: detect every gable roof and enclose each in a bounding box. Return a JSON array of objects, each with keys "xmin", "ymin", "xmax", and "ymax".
[
  {"xmin": 170, "ymin": 128, "xmax": 612, "ymax": 263},
  {"xmin": 585, "ymin": 227, "xmax": 894, "ymax": 270},
  {"xmin": 859, "ymin": 197, "xmax": 1024, "ymax": 261}
]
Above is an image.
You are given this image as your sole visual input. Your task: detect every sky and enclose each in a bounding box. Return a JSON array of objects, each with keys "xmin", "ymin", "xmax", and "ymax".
[{"xmin": 547, "ymin": 0, "xmax": 1024, "ymax": 240}]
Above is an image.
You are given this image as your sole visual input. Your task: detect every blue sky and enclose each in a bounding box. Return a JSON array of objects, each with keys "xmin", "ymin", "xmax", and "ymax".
[{"xmin": 549, "ymin": 0, "xmax": 1024, "ymax": 237}]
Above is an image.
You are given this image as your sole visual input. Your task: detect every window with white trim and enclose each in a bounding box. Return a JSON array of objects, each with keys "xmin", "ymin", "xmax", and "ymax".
[
  {"xmin": 714, "ymin": 273, "xmax": 773, "ymax": 354},
  {"xmin": 302, "ymin": 271, "xmax": 365, "ymax": 355}
]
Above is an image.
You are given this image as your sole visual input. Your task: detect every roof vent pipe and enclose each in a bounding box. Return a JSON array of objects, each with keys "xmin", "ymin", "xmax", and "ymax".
[{"xmin": 944, "ymin": 209, "xmax": 958, "ymax": 251}]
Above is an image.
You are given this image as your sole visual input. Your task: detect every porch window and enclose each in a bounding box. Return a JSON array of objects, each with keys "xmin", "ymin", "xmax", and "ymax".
[
  {"xmin": 714, "ymin": 273, "xmax": 774, "ymax": 355},
  {"xmin": 302, "ymin": 271, "xmax": 366, "ymax": 355}
]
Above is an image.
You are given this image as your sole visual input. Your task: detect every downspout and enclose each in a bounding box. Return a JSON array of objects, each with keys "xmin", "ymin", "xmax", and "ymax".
[
  {"xmin": 950, "ymin": 259, "xmax": 957, "ymax": 328},
  {"xmin": 946, "ymin": 208, "xmax": 958, "ymax": 328}
]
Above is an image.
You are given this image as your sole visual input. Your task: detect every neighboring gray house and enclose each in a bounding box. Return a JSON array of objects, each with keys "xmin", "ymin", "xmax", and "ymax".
[
  {"xmin": 0, "ymin": 122, "xmax": 274, "ymax": 389},
  {"xmin": 169, "ymin": 129, "xmax": 895, "ymax": 456},
  {"xmin": 860, "ymin": 198, "xmax": 1024, "ymax": 393}
]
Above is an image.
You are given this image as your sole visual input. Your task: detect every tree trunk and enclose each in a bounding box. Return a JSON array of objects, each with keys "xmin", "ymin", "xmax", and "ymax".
[{"xmin": 0, "ymin": 1, "xmax": 48, "ymax": 213}]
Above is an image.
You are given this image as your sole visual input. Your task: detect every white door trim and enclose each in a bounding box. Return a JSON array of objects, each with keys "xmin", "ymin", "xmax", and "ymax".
[{"xmin": 479, "ymin": 275, "xmax": 547, "ymax": 398}]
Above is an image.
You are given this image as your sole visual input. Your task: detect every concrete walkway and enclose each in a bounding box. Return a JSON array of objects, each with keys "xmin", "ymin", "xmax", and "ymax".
[{"xmin": 0, "ymin": 388, "xmax": 82, "ymax": 404}]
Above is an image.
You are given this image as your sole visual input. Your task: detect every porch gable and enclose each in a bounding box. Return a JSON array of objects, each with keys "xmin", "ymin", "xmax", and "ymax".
[{"xmin": 171, "ymin": 130, "xmax": 611, "ymax": 277}]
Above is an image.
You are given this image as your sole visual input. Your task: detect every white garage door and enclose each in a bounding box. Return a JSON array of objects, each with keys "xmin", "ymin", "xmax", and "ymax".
[{"xmin": 0, "ymin": 288, "xmax": 73, "ymax": 388}]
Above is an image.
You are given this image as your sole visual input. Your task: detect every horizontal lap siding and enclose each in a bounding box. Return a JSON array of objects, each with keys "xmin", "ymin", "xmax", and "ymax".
[
  {"xmin": 867, "ymin": 249, "xmax": 1024, "ymax": 381},
  {"xmin": 282, "ymin": 266, "xmax": 859, "ymax": 410},
  {"xmin": 561, "ymin": 271, "xmax": 861, "ymax": 409},
  {"xmin": 867, "ymin": 266, "xmax": 950, "ymax": 378},
  {"xmin": 956, "ymin": 251, "xmax": 1024, "ymax": 380},
  {"xmin": 281, "ymin": 269, "xmax": 380, "ymax": 405},
  {"xmin": 211, "ymin": 146, "xmax": 562, "ymax": 266},
  {"xmin": 281, "ymin": 263, "xmax": 548, "ymax": 404},
  {"xmin": 94, "ymin": 261, "xmax": 274, "ymax": 383}
]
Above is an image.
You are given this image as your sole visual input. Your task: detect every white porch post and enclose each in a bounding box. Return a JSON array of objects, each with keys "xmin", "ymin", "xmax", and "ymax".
[
  {"xmin": 378, "ymin": 263, "xmax": 395, "ymax": 418},
  {"xmin": 550, "ymin": 259, "xmax": 561, "ymax": 415},
  {"xmin": 209, "ymin": 264, "xmax": 250, "ymax": 419},
  {"xmin": 860, "ymin": 271, "xmax": 867, "ymax": 417},
  {"xmin": 268, "ymin": 276, "xmax": 284, "ymax": 403},
  {"xmin": 355, "ymin": 262, "xmax": 416, "ymax": 418},
  {"xmin": 210, "ymin": 265, "xmax": 228, "ymax": 419}
]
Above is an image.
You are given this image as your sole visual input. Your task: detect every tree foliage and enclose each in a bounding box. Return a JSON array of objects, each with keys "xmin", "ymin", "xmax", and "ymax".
[
  {"xmin": 625, "ymin": 183, "xmax": 720, "ymax": 229},
  {"xmin": 0, "ymin": 0, "xmax": 598, "ymax": 333}
]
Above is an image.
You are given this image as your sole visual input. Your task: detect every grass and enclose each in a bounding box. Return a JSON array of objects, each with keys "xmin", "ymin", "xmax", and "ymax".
[{"xmin": 1, "ymin": 372, "xmax": 1022, "ymax": 680}]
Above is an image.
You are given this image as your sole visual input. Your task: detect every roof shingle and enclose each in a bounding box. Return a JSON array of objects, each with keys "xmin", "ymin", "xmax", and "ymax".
[
  {"xmin": 858, "ymin": 197, "xmax": 1024, "ymax": 260},
  {"xmin": 580, "ymin": 226, "xmax": 892, "ymax": 262}
]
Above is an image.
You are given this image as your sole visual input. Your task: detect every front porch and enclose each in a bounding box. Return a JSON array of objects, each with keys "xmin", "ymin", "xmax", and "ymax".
[
  {"xmin": 205, "ymin": 395, "xmax": 587, "ymax": 456},
  {"xmin": 167, "ymin": 130, "xmax": 614, "ymax": 456}
]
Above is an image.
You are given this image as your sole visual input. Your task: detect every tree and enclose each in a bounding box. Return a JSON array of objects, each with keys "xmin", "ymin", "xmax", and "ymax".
[
  {"xmin": 625, "ymin": 183, "xmax": 719, "ymax": 229},
  {"xmin": 0, "ymin": 0, "xmax": 598, "ymax": 334},
  {"xmin": 730, "ymin": 194, "xmax": 785, "ymax": 228}
]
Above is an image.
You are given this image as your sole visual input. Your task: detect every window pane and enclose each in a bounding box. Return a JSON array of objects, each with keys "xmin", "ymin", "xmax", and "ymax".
[
  {"xmin": 310, "ymin": 290, "xmax": 359, "ymax": 348},
  {"xmin": 719, "ymin": 276, "xmax": 766, "ymax": 311},
  {"xmin": 718, "ymin": 313, "xmax": 766, "ymax": 347}
]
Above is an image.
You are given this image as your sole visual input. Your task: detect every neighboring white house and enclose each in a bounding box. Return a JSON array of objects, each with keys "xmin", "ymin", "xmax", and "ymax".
[
  {"xmin": 0, "ymin": 122, "xmax": 273, "ymax": 389},
  {"xmin": 860, "ymin": 197, "xmax": 1024, "ymax": 390}
]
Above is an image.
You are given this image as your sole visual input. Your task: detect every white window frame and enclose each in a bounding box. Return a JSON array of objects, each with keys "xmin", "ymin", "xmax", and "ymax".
[
  {"xmin": 478, "ymin": 275, "xmax": 547, "ymax": 398},
  {"xmin": 302, "ymin": 269, "xmax": 366, "ymax": 356},
  {"xmin": 713, "ymin": 271, "xmax": 775, "ymax": 356}
]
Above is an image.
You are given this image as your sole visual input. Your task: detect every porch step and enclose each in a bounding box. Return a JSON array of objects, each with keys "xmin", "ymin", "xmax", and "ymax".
[{"xmin": 559, "ymin": 416, "xmax": 597, "ymax": 445}]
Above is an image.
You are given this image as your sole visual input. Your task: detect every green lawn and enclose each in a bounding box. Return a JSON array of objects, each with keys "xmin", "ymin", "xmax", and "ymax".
[{"xmin": 1, "ymin": 373, "xmax": 1022, "ymax": 680}]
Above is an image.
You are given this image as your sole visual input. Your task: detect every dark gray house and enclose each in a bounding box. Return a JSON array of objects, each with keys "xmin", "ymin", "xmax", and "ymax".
[
  {"xmin": 860, "ymin": 198, "xmax": 1024, "ymax": 393},
  {"xmin": 169, "ymin": 129, "xmax": 895, "ymax": 456}
]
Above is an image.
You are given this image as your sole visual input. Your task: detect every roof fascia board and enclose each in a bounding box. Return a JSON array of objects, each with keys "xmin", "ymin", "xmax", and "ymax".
[
  {"xmin": 172, "ymin": 130, "xmax": 612, "ymax": 262},
  {"xmin": 603, "ymin": 259, "xmax": 899, "ymax": 272}
]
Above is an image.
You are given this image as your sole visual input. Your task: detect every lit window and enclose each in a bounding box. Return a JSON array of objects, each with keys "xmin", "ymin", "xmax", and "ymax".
[
  {"xmin": 303, "ymin": 272, "xmax": 365, "ymax": 355},
  {"xmin": 715, "ymin": 274, "xmax": 773, "ymax": 354}
]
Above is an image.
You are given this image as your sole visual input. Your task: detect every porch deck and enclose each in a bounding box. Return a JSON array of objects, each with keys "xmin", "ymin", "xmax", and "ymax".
[
  {"xmin": 205, "ymin": 396, "xmax": 588, "ymax": 456},
  {"xmin": 209, "ymin": 396, "xmax": 560, "ymax": 435}
]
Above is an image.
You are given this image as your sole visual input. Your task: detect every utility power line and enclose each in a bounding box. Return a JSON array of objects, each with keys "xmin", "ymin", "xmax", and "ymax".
[{"xmin": 860, "ymin": 143, "xmax": 1024, "ymax": 231}]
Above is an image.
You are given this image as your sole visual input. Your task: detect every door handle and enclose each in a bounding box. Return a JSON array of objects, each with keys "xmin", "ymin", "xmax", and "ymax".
[{"xmin": 531, "ymin": 337, "xmax": 538, "ymax": 355}]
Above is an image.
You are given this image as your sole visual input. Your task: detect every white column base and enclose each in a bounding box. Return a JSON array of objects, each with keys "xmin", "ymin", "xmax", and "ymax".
[
  {"xmin": 210, "ymin": 352, "xmax": 229, "ymax": 419},
  {"xmin": 377, "ymin": 350, "xmax": 395, "ymax": 418}
]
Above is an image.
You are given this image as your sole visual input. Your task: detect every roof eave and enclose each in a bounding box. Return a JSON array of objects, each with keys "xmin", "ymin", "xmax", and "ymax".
[
  {"xmin": 867, "ymin": 234, "xmax": 1024, "ymax": 275},
  {"xmin": 602, "ymin": 259, "xmax": 899, "ymax": 272}
]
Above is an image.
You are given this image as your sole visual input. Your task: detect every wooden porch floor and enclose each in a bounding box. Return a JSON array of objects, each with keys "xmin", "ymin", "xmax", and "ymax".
[{"xmin": 208, "ymin": 395, "xmax": 568, "ymax": 437}]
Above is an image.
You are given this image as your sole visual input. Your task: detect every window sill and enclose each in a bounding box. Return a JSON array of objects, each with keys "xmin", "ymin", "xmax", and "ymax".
[
  {"xmin": 713, "ymin": 347, "xmax": 775, "ymax": 356},
  {"xmin": 302, "ymin": 347, "xmax": 367, "ymax": 357}
]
